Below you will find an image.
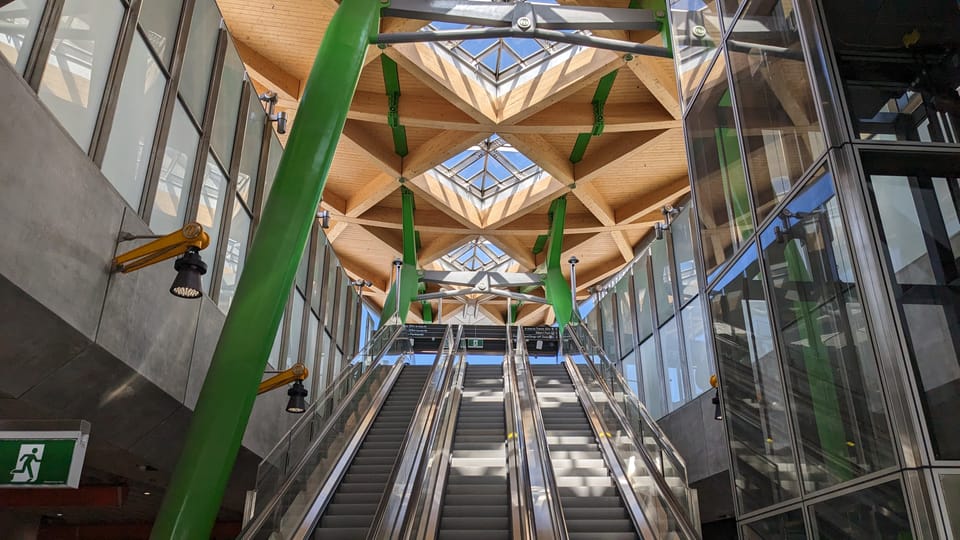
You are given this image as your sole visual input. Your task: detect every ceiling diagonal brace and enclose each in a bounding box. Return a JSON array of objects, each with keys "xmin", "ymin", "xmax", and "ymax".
[
  {"xmin": 570, "ymin": 70, "xmax": 618, "ymax": 164},
  {"xmin": 381, "ymin": 55, "xmax": 409, "ymax": 157},
  {"xmin": 381, "ymin": 0, "xmax": 660, "ymax": 31},
  {"xmin": 543, "ymin": 196, "xmax": 573, "ymax": 328}
]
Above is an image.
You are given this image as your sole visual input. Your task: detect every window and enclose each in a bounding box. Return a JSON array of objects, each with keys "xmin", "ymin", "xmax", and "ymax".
[
  {"xmin": 651, "ymin": 238, "xmax": 674, "ymax": 322},
  {"xmin": 634, "ymin": 255, "xmax": 655, "ymax": 341},
  {"xmin": 710, "ymin": 246, "xmax": 797, "ymax": 513},
  {"xmin": 660, "ymin": 317, "xmax": 685, "ymax": 411},
  {"xmin": 669, "ymin": 0, "xmax": 722, "ymax": 105},
  {"xmin": 681, "ymin": 298, "xmax": 711, "ymax": 396},
  {"xmin": 672, "ymin": 206, "xmax": 700, "ymax": 303},
  {"xmin": 138, "ymin": 0, "xmax": 182, "ymax": 67},
  {"xmin": 822, "ymin": 1, "xmax": 960, "ymax": 144},
  {"xmin": 0, "ymin": 0, "xmax": 46, "ymax": 74},
  {"xmin": 686, "ymin": 55, "xmax": 753, "ymax": 276},
  {"xmin": 810, "ymin": 480, "xmax": 911, "ymax": 539},
  {"xmin": 100, "ymin": 36, "xmax": 166, "ymax": 209},
  {"xmin": 197, "ymin": 153, "xmax": 227, "ymax": 292},
  {"xmin": 639, "ymin": 336, "xmax": 665, "ymax": 418},
  {"xmin": 286, "ymin": 292, "xmax": 304, "ymax": 368},
  {"xmin": 726, "ymin": 0, "xmax": 825, "ymax": 221},
  {"xmin": 237, "ymin": 92, "xmax": 265, "ymax": 204},
  {"xmin": 864, "ymin": 151, "xmax": 960, "ymax": 459},
  {"xmin": 178, "ymin": 0, "xmax": 219, "ymax": 119},
  {"xmin": 37, "ymin": 0, "xmax": 124, "ymax": 151},
  {"xmin": 151, "ymin": 102, "xmax": 198, "ymax": 233},
  {"xmin": 311, "ymin": 241, "xmax": 328, "ymax": 315},
  {"xmin": 761, "ymin": 168, "xmax": 894, "ymax": 491},
  {"xmin": 616, "ymin": 277, "xmax": 636, "ymax": 358},
  {"xmin": 218, "ymin": 196, "xmax": 251, "ymax": 311},
  {"xmin": 210, "ymin": 41, "xmax": 243, "ymax": 165},
  {"xmin": 742, "ymin": 509, "xmax": 805, "ymax": 540}
]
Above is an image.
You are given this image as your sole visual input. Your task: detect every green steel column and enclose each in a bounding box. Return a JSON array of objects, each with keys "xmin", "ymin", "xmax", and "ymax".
[
  {"xmin": 543, "ymin": 196, "xmax": 572, "ymax": 328},
  {"xmin": 150, "ymin": 1, "xmax": 381, "ymax": 538},
  {"xmin": 379, "ymin": 186, "xmax": 419, "ymax": 325}
]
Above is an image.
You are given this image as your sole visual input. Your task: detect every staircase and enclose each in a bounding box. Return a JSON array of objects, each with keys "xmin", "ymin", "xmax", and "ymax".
[
  {"xmin": 438, "ymin": 364, "xmax": 510, "ymax": 540},
  {"xmin": 532, "ymin": 364, "xmax": 640, "ymax": 540},
  {"xmin": 312, "ymin": 365, "xmax": 431, "ymax": 539}
]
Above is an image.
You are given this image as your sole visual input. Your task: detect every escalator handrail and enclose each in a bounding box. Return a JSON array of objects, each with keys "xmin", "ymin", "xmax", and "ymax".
[
  {"xmin": 504, "ymin": 329, "xmax": 535, "ymax": 540},
  {"xmin": 514, "ymin": 328, "xmax": 569, "ymax": 540},
  {"xmin": 401, "ymin": 350, "xmax": 468, "ymax": 540},
  {"xmin": 565, "ymin": 324, "xmax": 689, "ymax": 479},
  {"xmin": 242, "ymin": 351, "xmax": 409, "ymax": 539},
  {"xmin": 563, "ymin": 357, "xmax": 662, "ymax": 540},
  {"xmin": 257, "ymin": 324, "xmax": 404, "ymax": 476},
  {"xmin": 368, "ymin": 325, "xmax": 464, "ymax": 540},
  {"xmin": 564, "ymin": 356, "xmax": 701, "ymax": 540}
]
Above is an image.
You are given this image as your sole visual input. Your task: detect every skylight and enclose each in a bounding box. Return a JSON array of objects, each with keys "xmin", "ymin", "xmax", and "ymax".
[
  {"xmin": 420, "ymin": 1, "xmax": 588, "ymax": 85},
  {"xmin": 441, "ymin": 237, "xmax": 512, "ymax": 272},
  {"xmin": 433, "ymin": 134, "xmax": 543, "ymax": 201}
]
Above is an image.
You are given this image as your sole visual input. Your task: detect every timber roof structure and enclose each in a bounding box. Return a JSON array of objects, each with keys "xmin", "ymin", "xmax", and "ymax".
[{"xmin": 218, "ymin": 0, "xmax": 690, "ymax": 325}]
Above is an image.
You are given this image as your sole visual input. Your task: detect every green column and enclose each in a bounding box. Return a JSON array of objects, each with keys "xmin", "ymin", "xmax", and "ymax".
[
  {"xmin": 150, "ymin": 1, "xmax": 381, "ymax": 537},
  {"xmin": 380, "ymin": 186, "xmax": 419, "ymax": 325},
  {"xmin": 543, "ymin": 196, "xmax": 572, "ymax": 328}
]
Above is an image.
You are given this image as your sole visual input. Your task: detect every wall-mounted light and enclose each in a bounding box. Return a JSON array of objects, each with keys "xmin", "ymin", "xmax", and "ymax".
[
  {"xmin": 112, "ymin": 223, "xmax": 210, "ymax": 299},
  {"xmin": 317, "ymin": 210, "xmax": 331, "ymax": 229},
  {"xmin": 710, "ymin": 374, "xmax": 722, "ymax": 421},
  {"xmin": 258, "ymin": 363, "xmax": 310, "ymax": 414},
  {"xmin": 259, "ymin": 92, "xmax": 288, "ymax": 134},
  {"xmin": 654, "ymin": 204, "xmax": 681, "ymax": 241}
]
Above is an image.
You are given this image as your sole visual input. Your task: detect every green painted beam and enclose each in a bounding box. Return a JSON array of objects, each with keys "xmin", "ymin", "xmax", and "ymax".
[
  {"xmin": 569, "ymin": 71, "xmax": 618, "ymax": 163},
  {"xmin": 543, "ymin": 196, "xmax": 572, "ymax": 328},
  {"xmin": 630, "ymin": 0, "xmax": 672, "ymax": 54},
  {"xmin": 149, "ymin": 1, "xmax": 381, "ymax": 538},
  {"xmin": 381, "ymin": 55, "xmax": 409, "ymax": 157}
]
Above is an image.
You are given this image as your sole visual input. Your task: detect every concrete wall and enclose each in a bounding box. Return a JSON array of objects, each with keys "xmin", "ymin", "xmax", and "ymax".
[
  {"xmin": 657, "ymin": 390, "xmax": 735, "ymax": 524},
  {"xmin": 0, "ymin": 53, "xmax": 295, "ymax": 509}
]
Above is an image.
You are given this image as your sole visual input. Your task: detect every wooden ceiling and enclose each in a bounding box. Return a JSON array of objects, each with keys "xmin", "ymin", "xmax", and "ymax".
[{"xmin": 216, "ymin": 0, "xmax": 691, "ymax": 325}]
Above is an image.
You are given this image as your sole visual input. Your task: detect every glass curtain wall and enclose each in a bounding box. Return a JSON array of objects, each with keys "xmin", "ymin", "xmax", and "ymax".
[
  {"xmin": 585, "ymin": 201, "xmax": 709, "ymax": 419},
  {"xmin": 667, "ymin": 0, "xmax": 954, "ymax": 536},
  {"xmin": 0, "ymin": 0, "xmax": 373, "ymax": 410}
]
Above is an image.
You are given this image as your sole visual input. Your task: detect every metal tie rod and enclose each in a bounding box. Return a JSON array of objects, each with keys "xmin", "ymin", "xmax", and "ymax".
[{"xmin": 376, "ymin": 27, "xmax": 672, "ymax": 59}]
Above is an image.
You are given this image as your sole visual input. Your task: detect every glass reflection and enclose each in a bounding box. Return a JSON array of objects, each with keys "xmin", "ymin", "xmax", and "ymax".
[
  {"xmin": 286, "ymin": 292, "xmax": 304, "ymax": 368},
  {"xmin": 652, "ymin": 237, "xmax": 674, "ymax": 322},
  {"xmin": 822, "ymin": 1, "xmax": 960, "ymax": 144},
  {"xmin": 727, "ymin": 0, "xmax": 825, "ymax": 221},
  {"xmin": 639, "ymin": 336, "xmax": 665, "ymax": 418},
  {"xmin": 669, "ymin": 0, "xmax": 722, "ymax": 105},
  {"xmin": 37, "ymin": 0, "xmax": 123, "ymax": 151},
  {"xmin": 742, "ymin": 508, "xmax": 805, "ymax": 539},
  {"xmin": 673, "ymin": 206, "xmax": 700, "ymax": 303},
  {"xmin": 600, "ymin": 291, "xmax": 619, "ymax": 359},
  {"xmin": 197, "ymin": 153, "xmax": 226, "ymax": 292},
  {"xmin": 151, "ymin": 102, "xmax": 198, "ymax": 233},
  {"xmin": 864, "ymin": 151, "xmax": 960, "ymax": 459},
  {"xmin": 238, "ymin": 93, "xmax": 266, "ymax": 204},
  {"xmin": 101, "ymin": 36, "xmax": 165, "ymax": 209},
  {"xmin": 179, "ymin": 0, "xmax": 219, "ymax": 119},
  {"xmin": 710, "ymin": 246, "xmax": 797, "ymax": 513},
  {"xmin": 210, "ymin": 41, "xmax": 243, "ymax": 165},
  {"xmin": 810, "ymin": 480, "xmax": 911, "ymax": 539},
  {"xmin": 616, "ymin": 277, "xmax": 635, "ymax": 358},
  {"xmin": 761, "ymin": 167, "xmax": 894, "ymax": 492},
  {"xmin": 634, "ymin": 253, "xmax": 655, "ymax": 341},
  {"xmin": 138, "ymin": 0, "xmax": 183, "ymax": 67},
  {"xmin": 311, "ymin": 241, "xmax": 328, "ymax": 314},
  {"xmin": 0, "ymin": 0, "xmax": 46, "ymax": 74},
  {"xmin": 686, "ymin": 55, "xmax": 754, "ymax": 276},
  {"xmin": 218, "ymin": 197, "xmax": 251, "ymax": 312},
  {"xmin": 660, "ymin": 317, "xmax": 685, "ymax": 411},
  {"xmin": 681, "ymin": 298, "xmax": 711, "ymax": 396}
]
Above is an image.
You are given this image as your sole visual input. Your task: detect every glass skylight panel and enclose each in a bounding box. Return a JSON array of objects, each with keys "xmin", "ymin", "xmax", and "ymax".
[
  {"xmin": 441, "ymin": 238, "xmax": 514, "ymax": 273},
  {"xmin": 433, "ymin": 134, "xmax": 543, "ymax": 201}
]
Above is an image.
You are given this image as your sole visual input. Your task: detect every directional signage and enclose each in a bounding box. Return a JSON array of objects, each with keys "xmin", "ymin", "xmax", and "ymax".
[{"xmin": 0, "ymin": 420, "xmax": 90, "ymax": 488}]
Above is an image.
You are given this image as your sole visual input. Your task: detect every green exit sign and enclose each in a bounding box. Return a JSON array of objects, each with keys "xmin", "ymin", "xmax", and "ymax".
[
  {"xmin": 466, "ymin": 338, "xmax": 484, "ymax": 349},
  {"xmin": 0, "ymin": 420, "xmax": 90, "ymax": 488}
]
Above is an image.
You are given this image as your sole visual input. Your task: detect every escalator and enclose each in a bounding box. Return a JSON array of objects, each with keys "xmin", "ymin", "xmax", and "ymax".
[
  {"xmin": 314, "ymin": 365, "xmax": 431, "ymax": 539},
  {"xmin": 436, "ymin": 364, "xmax": 509, "ymax": 540},
  {"xmin": 241, "ymin": 324, "xmax": 700, "ymax": 540},
  {"xmin": 532, "ymin": 364, "xmax": 639, "ymax": 540}
]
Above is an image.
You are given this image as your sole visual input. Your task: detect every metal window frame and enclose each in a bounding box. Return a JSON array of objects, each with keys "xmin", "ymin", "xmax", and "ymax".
[{"xmin": 21, "ymin": 0, "xmax": 65, "ymax": 90}]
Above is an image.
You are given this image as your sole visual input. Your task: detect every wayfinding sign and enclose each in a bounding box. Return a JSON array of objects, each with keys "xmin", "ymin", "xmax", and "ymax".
[{"xmin": 0, "ymin": 420, "xmax": 90, "ymax": 488}]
